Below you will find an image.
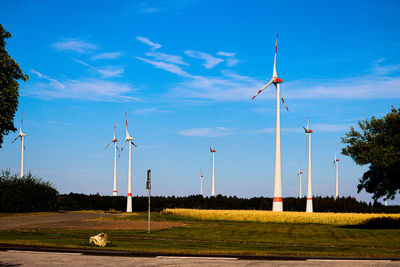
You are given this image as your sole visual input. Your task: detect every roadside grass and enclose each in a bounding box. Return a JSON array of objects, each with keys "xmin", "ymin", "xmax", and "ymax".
[{"xmin": 0, "ymin": 211, "xmax": 399, "ymax": 257}]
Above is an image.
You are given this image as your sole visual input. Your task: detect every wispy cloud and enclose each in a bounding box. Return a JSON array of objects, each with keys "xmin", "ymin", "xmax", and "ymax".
[
  {"xmin": 31, "ymin": 69, "xmax": 65, "ymax": 89},
  {"xmin": 184, "ymin": 50, "xmax": 224, "ymax": 69},
  {"xmin": 97, "ymin": 66, "xmax": 125, "ymax": 78},
  {"xmin": 136, "ymin": 36, "xmax": 161, "ymax": 50},
  {"xmin": 170, "ymin": 72, "xmax": 262, "ymax": 100},
  {"xmin": 92, "ymin": 52, "xmax": 123, "ymax": 60},
  {"xmin": 217, "ymin": 51, "xmax": 239, "ymax": 67},
  {"xmin": 29, "ymin": 70, "xmax": 139, "ymax": 102},
  {"xmin": 178, "ymin": 127, "xmax": 234, "ymax": 137},
  {"xmin": 136, "ymin": 0, "xmax": 198, "ymax": 14},
  {"xmin": 136, "ymin": 57, "xmax": 192, "ymax": 77},
  {"xmin": 145, "ymin": 52, "xmax": 188, "ymax": 65},
  {"xmin": 73, "ymin": 59, "xmax": 124, "ymax": 78},
  {"xmin": 133, "ymin": 106, "xmax": 170, "ymax": 115},
  {"xmin": 53, "ymin": 39, "xmax": 97, "ymax": 53}
]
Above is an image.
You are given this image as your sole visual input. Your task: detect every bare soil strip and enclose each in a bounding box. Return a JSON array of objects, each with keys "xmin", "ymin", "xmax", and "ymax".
[{"xmin": 0, "ymin": 212, "xmax": 183, "ymax": 230}]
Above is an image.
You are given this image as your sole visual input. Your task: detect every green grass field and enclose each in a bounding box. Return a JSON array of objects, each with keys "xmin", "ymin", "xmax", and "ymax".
[{"xmin": 0, "ymin": 212, "xmax": 399, "ymax": 257}]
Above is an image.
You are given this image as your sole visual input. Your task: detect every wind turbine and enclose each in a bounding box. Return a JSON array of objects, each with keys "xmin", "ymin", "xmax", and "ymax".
[
  {"xmin": 252, "ymin": 33, "xmax": 289, "ymax": 212},
  {"xmin": 297, "ymin": 169, "xmax": 302, "ymax": 199},
  {"xmin": 200, "ymin": 171, "xmax": 204, "ymax": 196},
  {"xmin": 333, "ymin": 153, "xmax": 339, "ymax": 199},
  {"xmin": 210, "ymin": 144, "xmax": 216, "ymax": 197},
  {"xmin": 12, "ymin": 112, "xmax": 26, "ymax": 178},
  {"xmin": 119, "ymin": 113, "xmax": 137, "ymax": 213},
  {"xmin": 105, "ymin": 121, "xmax": 119, "ymax": 196},
  {"xmin": 303, "ymin": 118, "xmax": 313, "ymax": 213}
]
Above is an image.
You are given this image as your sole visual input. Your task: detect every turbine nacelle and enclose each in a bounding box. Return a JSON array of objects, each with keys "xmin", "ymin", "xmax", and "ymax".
[
  {"xmin": 273, "ymin": 77, "xmax": 283, "ymax": 84},
  {"xmin": 210, "ymin": 147, "xmax": 216, "ymax": 153}
]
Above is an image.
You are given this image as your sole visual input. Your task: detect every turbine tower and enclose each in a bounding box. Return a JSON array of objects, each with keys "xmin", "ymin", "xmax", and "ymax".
[
  {"xmin": 333, "ymin": 153, "xmax": 339, "ymax": 199},
  {"xmin": 119, "ymin": 113, "xmax": 137, "ymax": 213},
  {"xmin": 252, "ymin": 33, "xmax": 289, "ymax": 212},
  {"xmin": 210, "ymin": 145, "xmax": 216, "ymax": 197},
  {"xmin": 297, "ymin": 169, "xmax": 302, "ymax": 199},
  {"xmin": 303, "ymin": 118, "xmax": 313, "ymax": 213},
  {"xmin": 105, "ymin": 121, "xmax": 119, "ymax": 196},
  {"xmin": 12, "ymin": 112, "xmax": 26, "ymax": 178}
]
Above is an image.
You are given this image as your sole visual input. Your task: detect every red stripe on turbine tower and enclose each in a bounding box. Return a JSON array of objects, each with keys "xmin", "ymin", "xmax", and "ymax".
[
  {"xmin": 307, "ymin": 197, "xmax": 312, "ymax": 200},
  {"xmin": 273, "ymin": 197, "xmax": 283, "ymax": 202}
]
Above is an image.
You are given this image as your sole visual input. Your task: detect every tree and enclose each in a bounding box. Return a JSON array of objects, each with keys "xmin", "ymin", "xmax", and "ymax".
[
  {"xmin": 0, "ymin": 24, "xmax": 29, "ymax": 148},
  {"xmin": 341, "ymin": 107, "xmax": 400, "ymax": 201}
]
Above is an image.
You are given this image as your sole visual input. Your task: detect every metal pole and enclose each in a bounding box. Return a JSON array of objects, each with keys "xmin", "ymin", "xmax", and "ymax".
[
  {"xmin": 146, "ymin": 169, "xmax": 151, "ymax": 233},
  {"xmin": 148, "ymin": 186, "xmax": 151, "ymax": 233}
]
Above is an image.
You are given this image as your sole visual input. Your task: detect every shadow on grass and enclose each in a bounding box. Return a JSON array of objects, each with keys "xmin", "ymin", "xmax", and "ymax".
[{"xmin": 342, "ymin": 217, "xmax": 400, "ymax": 229}]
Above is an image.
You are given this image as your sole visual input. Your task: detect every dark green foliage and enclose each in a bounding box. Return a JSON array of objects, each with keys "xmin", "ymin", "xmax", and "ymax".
[
  {"xmin": 0, "ymin": 24, "xmax": 29, "ymax": 148},
  {"xmin": 0, "ymin": 170, "xmax": 58, "ymax": 212},
  {"xmin": 57, "ymin": 193, "xmax": 400, "ymax": 213},
  {"xmin": 355, "ymin": 217, "xmax": 400, "ymax": 229},
  {"xmin": 341, "ymin": 107, "xmax": 400, "ymax": 200}
]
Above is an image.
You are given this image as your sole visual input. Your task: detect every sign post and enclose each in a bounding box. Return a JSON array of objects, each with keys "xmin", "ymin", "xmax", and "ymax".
[{"xmin": 146, "ymin": 169, "xmax": 151, "ymax": 233}]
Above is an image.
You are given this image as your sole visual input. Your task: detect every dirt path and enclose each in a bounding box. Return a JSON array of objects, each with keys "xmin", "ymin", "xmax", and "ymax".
[
  {"xmin": 0, "ymin": 212, "xmax": 184, "ymax": 230},
  {"xmin": 0, "ymin": 212, "xmax": 114, "ymax": 230}
]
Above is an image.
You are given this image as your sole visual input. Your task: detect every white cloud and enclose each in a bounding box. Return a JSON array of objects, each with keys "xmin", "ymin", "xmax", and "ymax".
[
  {"xmin": 184, "ymin": 50, "xmax": 224, "ymax": 69},
  {"xmin": 97, "ymin": 66, "xmax": 125, "ymax": 78},
  {"xmin": 217, "ymin": 51, "xmax": 235, "ymax": 57},
  {"xmin": 53, "ymin": 39, "xmax": 97, "ymax": 53},
  {"xmin": 72, "ymin": 59, "xmax": 124, "ymax": 78},
  {"xmin": 145, "ymin": 52, "xmax": 188, "ymax": 65},
  {"xmin": 136, "ymin": 57, "xmax": 192, "ymax": 77},
  {"xmin": 31, "ymin": 69, "xmax": 65, "ymax": 89},
  {"xmin": 136, "ymin": 36, "xmax": 161, "ymax": 50},
  {"xmin": 133, "ymin": 106, "xmax": 170, "ymax": 115},
  {"xmin": 28, "ymin": 71, "xmax": 139, "ymax": 102},
  {"xmin": 92, "ymin": 52, "xmax": 123, "ymax": 60},
  {"xmin": 217, "ymin": 51, "xmax": 239, "ymax": 67},
  {"xmin": 178, "ymin": 127, "xmax": 234, "ymax": 137}
]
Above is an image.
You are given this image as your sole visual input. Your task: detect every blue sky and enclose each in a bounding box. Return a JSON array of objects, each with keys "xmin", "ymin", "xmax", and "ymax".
[{"xmin": 1, "ymin": 0, "xmax": 400, "ymax": 205}]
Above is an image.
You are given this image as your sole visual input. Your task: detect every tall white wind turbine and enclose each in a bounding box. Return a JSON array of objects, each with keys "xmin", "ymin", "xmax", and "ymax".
[
  {"xmin": 333, "ymin": 153, "xmax": 339, "ymax": 199},
  {"xmin": 303, "ymin": 118, "xmax": 313, "ymax": 213},
  {"xmin": 297, "ymin": 169, "xmax": 303, "ymax": 199},
  {"xmin": 119, "ymin": 113, "xmax": 137, "ymax": 213},
  {"xmin": 12, "ymin": 112, "xmax": 26, "ymax": 178},
  {"xmin": 210, "ymin": 145, "xmax": 216, "ymax": 197},
  {"xmin": 200, "ymin": 171, "xmax": 204, "ymax": 196},
  {"xmin": 105, "ymin": 121, "xmax": 119, "ymax": 196},
  {"xmin": 252, "ymin": 33, "xmax": 289, "ymax": 212}
]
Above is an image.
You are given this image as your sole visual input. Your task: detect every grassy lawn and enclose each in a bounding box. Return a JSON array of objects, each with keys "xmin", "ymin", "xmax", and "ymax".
[{"xmin": 0, "ymin": 212, "xmax": 399, "ymax": 257}]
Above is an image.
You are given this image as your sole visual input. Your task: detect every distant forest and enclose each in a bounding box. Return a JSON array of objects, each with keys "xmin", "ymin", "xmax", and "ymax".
[{"xmin": 58, "ymin": 193, "xmax": 400, "ymax": 214}]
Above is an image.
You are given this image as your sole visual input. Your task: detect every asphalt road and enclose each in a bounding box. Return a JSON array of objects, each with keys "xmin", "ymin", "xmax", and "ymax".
[{"xmin": 0, "ymin": 250, "xmax": 398, "ymax": 266}]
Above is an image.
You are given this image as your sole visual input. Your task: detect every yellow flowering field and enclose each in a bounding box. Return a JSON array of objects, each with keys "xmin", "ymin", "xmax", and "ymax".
[{"xmin": 163, "ymin": 208, "xmax": 400, "ymax": 225}]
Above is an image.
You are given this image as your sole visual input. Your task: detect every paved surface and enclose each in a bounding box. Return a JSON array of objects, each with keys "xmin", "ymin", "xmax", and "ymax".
[
  {"xmin": 0, "ymin": 212, "xmax": 114, "ymax": 230},
  {"xmin": 0, "ymin": 250, "xmax": 398, "ymax": 266}
]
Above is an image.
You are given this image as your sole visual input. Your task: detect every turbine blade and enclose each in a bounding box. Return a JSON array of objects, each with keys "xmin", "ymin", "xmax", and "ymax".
[
  {"xmin": 119, "ymin": 140, "xmax": 127, "ymax": 157},
  {"xmin": 20, "ymin": 112, "xmax": 23, "ymax": 133},
  {"xmin": 252, "ymin": 80, "xmax": 273, "ymax": 100},
  {"xmin": 113, "ymin": 121, "xmax": 116, "ymax": 139},
  {"xmin": 273, "ymin": 32, "xmax": 278, "ymax": 78},
  {"xmin": 116, "ymin": 145, "xmax": 120, "ymax": 152},
  {"xmin": 125, "ymin": 112, "xmax": 129, "ymax": 137},
  {"xmin": 307, "ymin": 116, "xmax": 310, "ymax": 130},
  {"xmin": 278, "ymin": 91, "xmax": 289, "ymax": 111},
  {"xmin": 105, "ymin": 141, "xmax": 113, "ymax": 149},
  {"xmin": 12, "ymin": 136, "xmax": 19, "ymax": 143},
  {"xmin": 131, "ymin": 141, "xmax": 137, "ymax": 147}
]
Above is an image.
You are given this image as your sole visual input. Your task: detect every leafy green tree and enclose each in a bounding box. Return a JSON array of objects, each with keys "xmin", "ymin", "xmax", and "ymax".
[
  {"xmin": 0, "ymin": 24, "xmax": 29, "ymax": 148},
  {"xmin": 341, "ymin": 107, "xmax": 400, "ymax": 201}
]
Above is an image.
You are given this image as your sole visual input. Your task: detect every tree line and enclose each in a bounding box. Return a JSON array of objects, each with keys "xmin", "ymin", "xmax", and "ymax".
[{"xmin": 1, "ymin": 170, "xmax": 399, "ymax": 213}]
